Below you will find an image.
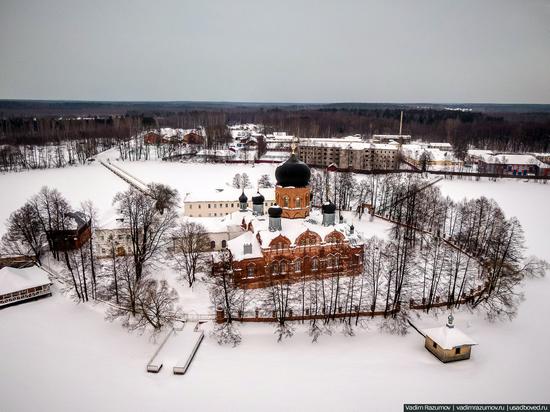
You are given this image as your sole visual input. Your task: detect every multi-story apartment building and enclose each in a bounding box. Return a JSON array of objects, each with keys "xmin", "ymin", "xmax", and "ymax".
[{"xmin": 298, "ymin": 137, "xmax": 399, "ymax": 171}]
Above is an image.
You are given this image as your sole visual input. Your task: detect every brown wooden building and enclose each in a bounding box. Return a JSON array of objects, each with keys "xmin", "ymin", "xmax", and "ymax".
[{"xmin": 46, "ymin": 212, "xmax": 92, "ymax": 252}]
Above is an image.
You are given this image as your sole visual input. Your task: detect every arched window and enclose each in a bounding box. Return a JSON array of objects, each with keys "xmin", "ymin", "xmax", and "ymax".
[
  {"xmin": 272, "ymin": 261, "xmax": 279, "ymax": 275},
  {"xmin": 210, "ymin": 240, "xmax": 216, "ymax": 250},
  {"xmin": 295, "ymin": 259, "xmax": 302, "ymax": 272},
  {"xmin": 311, "ymin": 257, "xmax": 319, "ymax": 271},
  {"xmin": 295, "ymin": 197, "xmax": 301, "ymax": 208},
  {"xmin": 283, "ymin": 196, "xmax": 289, "ymax": 207},
  {"xmin": 327, "ymin": 254, "xmax": 339, "ymax": 269},
  {"xmin": 221, "ymin": 240, "xmax": 227, "ymax": 249},
  {"xmin": 247, "ymin": 264, "xmax": 255, "ymax": 278},
  {"xmin": 280, "ymin": 260, "xmax": 287, "ymax": 273}
]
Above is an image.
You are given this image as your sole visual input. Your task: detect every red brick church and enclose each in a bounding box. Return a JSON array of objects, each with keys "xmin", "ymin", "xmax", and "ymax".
[{"xmin": 214, "ymin": 151, "xmax": 364, "ymax": 289}]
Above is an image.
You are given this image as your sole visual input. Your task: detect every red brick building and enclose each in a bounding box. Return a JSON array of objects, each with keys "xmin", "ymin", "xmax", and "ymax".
[{"xmin": 214, "ymin": 152, "xmax": 364, "ymax": 289}]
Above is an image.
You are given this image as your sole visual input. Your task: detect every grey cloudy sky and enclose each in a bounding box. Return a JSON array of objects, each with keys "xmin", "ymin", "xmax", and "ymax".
[{"xmin": 1, "ymin": 0, "xmax": 549, "ymax": 103}]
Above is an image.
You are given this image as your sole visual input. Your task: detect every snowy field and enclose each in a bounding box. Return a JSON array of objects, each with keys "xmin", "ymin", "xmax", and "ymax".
[
  {"xmin": 112, "ymin": 158, "xmax": 279, "ymax": 200},
  {"xmin": 0, "ymin": 164, "xmax": 127, "ymax": 236},
  {"xmin": 1, "ymin": 166, "xmax": 549, "ymax": 411}
]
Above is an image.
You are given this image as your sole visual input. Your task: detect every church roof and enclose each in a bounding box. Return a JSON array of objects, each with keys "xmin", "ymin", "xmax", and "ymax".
[
  {"xmin": 275, "ymin": 153, "xmax": 311, "ymax": 188},
  {"xmin": 225, "ymin": 209, "xmax": 362, "ymax": 261}
]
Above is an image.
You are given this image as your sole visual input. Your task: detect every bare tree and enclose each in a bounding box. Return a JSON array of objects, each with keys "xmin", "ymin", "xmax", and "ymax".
[
  {"xmin": 258, "ymin": 174, "xmax": 273, "ymax": 188},
  {"xmin": 135, "ymin": 279, "xmax": 182, "ymax": 330},
  {"xmin": 209, "ymin": 249, "xmax": 242, "ymax": 346},
  {"xmin": 172, "ymin": 221, "xmax": 211, "ymax": 287},
  {"xmin": 1, "ymin": 201, "xmax": 45, "ymax": 262},
  {"xmin": 113, "ymin": 186, "xmax": 178, "ymax": 281}
]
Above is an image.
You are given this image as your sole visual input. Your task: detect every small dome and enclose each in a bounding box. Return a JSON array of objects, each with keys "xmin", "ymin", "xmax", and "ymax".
[
  {"xmin": 275, "ymin": 153, "xmax": 311, "ymax": 187},
  {"xmin": 268, "ymin": 205, "xmax": 282, "ymax": 218},
  {"xmin": 322, "ymin": 201, "xmax": 336, "ymax": 214},
  {"xmin": 239, "ymin": 191, "xmax": 248, "ymax": 203},
  {"xmin": 252, "ymin": 192, "xmax": 265, "ymax": 205}
]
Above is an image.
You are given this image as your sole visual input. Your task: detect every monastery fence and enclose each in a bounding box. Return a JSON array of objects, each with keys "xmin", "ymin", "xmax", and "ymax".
[
  {"xmin": 216, "ymin": 281, "xmax": 488, "ymax": 324},
  {"xmin": 216, "ymin": 306, "xmax": 401, "ymax": 324}
]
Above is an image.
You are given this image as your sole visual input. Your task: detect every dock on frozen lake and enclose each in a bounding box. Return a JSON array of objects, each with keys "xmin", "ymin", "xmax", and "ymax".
[{"xmin": 146, "ymin": 322, "xmax": 204, "ymax": 375}]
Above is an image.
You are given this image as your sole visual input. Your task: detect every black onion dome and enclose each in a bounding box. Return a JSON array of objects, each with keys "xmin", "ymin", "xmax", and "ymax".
[
  {"xmin": 322, "ymin": 201, "xmax": 336, "ymax": 214},
  {"xmin": 238, "ymin": 191, "xmax": 248, "ymax": 203},
  {"xmin": 252, "ymin": 192, "xmax": 265, "ymax": 205},
  {"xmin": 268, "ymin": 205, "xmax": 282, "ymax": 218},
  {"xmin": 275, "ymin": 153, "xmax": 311, "ymax": 187}
]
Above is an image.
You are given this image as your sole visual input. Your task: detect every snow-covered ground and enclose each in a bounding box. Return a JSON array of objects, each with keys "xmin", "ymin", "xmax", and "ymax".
[
  {"xmin": 0, "ymin": 164, "xmax": 127, "ymax": 236},
  {"xmin": 1, "ymin": 168, "xmax": 549, "ymax": 411},
  {"xmin": 111, "ymin": 159, "xmax": 279, "ymax": 201}
]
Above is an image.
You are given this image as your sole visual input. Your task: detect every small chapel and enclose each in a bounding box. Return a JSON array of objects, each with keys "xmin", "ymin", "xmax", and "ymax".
[{"xmin": 214, "ymin": 150, "xmax": 364, "ymax": 289}]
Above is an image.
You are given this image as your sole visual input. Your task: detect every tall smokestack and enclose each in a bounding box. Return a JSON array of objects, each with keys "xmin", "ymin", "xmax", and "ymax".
[{"xmin": 399, "ymin": 110, "xmax": 403, "ymax": 136}]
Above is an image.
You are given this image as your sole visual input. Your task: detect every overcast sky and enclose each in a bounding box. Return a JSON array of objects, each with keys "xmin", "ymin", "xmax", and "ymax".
[{"xmin": 1, "ymin": 0, "xmax": 549, "ymax": 103}]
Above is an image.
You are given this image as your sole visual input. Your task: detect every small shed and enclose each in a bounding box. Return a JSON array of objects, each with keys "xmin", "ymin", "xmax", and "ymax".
[
  {"xmin": 0, "ymin": 266, "xmax": 52, "ymax": 308},
  {"xmin": 422, "ymin": 314, "xmax": 477, "ymax": 363}
]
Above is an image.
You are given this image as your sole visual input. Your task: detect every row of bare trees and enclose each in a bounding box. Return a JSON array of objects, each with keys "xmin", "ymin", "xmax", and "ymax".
[{"xmin": 0, "ymin": 183, "xmax": 209, "ymax": 333}]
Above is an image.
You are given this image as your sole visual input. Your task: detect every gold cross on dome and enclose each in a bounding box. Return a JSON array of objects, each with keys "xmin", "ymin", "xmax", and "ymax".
[{"xmin": 291, "ymin": 142, "xmax": 297, "ymax": 154}]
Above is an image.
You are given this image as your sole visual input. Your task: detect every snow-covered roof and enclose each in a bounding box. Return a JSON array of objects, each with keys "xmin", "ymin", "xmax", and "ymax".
[
  {"xmin": 480, "ymin": 153, "xmax": 544, "ymax": 166},
  {"xmin": 195, "ymin": 149, "xmax": 236, "ymax": 158},
  {"xmin": 372, "ymin": 134, "xmax": 411, "ymax": 140},
  {"xmin": 227, "ymin": 230, "xmax": 263, "ymax": 260},
  {"xmin": 184, "ymin": 188, "xmax": 275, "ymax": 203},
  {"xmin": 402, "ymin": 144, "xmax": 459, "ymax": 162},
  {"xmin": 225, "ymin": 209, "xmax": 362, "ymax": 261},
  {"xmin": 468, "ymin": 149, "xmax": 494, "ymax": 157},
  {"xmin": 97, "ymin": 208, "xmax": 128, "ymax": 230},
  {"xmin": 422, "ymin": 325, "xmax": 477, "ymax": 350},
  {"xmin": 0, "ymin": 266, "xmax": 51, "ymax": 296},
  {"xmin": 299, "ymin": 138, "xmax": 398, "ymax": 151}
]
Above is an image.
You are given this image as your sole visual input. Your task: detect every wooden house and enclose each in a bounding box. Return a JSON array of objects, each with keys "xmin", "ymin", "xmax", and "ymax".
[
  {"xmin": 183, "ymin": 132, "xmax": 204, "ymax": 145},
  {"xmin": 46, "ymin": 212, "xmax": 92, "ymax": 252},
  {"xmin": 0, "ymin": 266, "xmax": 52, "ymax": 308},
  {"xmin": 422, "ymin": 314, "xmax": 477, "ymax": 363}
]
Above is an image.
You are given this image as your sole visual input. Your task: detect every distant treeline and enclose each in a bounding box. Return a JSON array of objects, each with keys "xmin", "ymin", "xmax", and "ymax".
[{"xmin": 1, "ymin": 103, "xmax": 549, "ymax": 157}]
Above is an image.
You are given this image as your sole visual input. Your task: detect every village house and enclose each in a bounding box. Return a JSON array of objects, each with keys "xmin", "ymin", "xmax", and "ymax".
[
  {"xmin": 46, "ymin": 211, "xmax": 92, "ymax": 252},
  {"xmin": 0, "ymin": 266, "xmax": 52, "ymax": 308},
  {"xmin": 94, "ymin": 210, "xmax": 133, "ymax": 258},
  {"xmin": 182, "ymin": 131, "xmax": 205, "ymax": 145},
  {"xmin": 422, "ymin": 314, "xmax": 477, "ymax": 363},
  {"xmin": 143, "ymin": 128, "xmax": 205, "ymax": 145}
]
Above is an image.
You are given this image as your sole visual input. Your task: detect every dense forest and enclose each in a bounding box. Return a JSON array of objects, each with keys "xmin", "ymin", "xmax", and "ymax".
[{"xmin": 1, "ymin": 102, "xmax": 549, "ymax": 169}]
